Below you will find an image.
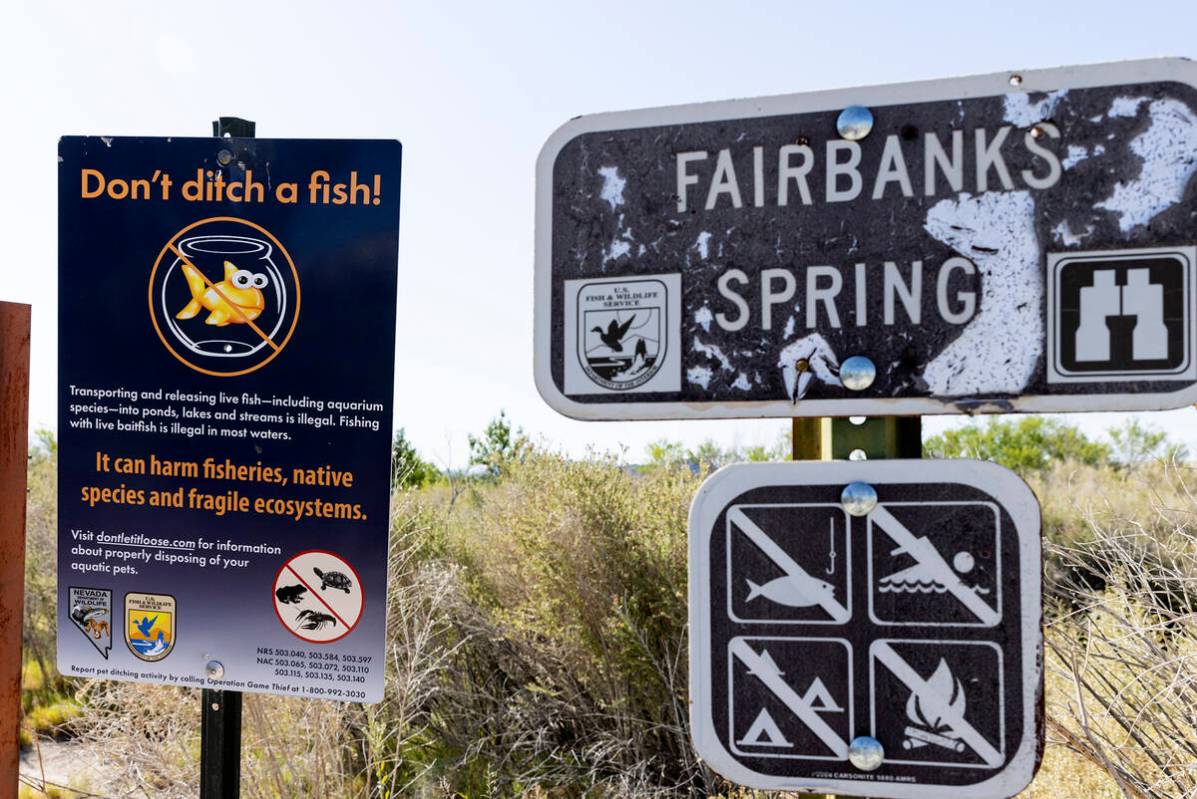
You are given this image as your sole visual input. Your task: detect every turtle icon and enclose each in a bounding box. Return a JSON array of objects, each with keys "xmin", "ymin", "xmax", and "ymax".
[{"xmin": 313, "ymin": 567, "xmax": 353, "ymax": 593}]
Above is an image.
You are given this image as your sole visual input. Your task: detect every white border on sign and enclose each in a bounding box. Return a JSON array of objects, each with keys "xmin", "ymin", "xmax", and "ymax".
[
  {"xmin": 534, "ymin": 57, "xmax": 1197, "ymax": 420},
  {"xmin": 687, "ymin": 460, "xmax": 1042, "ymax": 799}
]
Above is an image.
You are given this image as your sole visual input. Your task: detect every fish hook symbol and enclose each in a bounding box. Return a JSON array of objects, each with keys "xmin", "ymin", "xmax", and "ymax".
[{"xmin": 826, "ymin": 517, "xmax": 837, "ymax": 576}]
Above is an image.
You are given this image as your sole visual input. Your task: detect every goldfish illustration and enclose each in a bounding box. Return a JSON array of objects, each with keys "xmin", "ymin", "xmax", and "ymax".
[{"xmin": 176, "ymin": 260, "xmax": 269, "ymax": 327}]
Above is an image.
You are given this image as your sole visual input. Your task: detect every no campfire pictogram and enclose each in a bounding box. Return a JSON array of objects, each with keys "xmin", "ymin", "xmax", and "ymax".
[{"xmin": 273, "ymin": 550, "xmax": 365, "ymax": 644}]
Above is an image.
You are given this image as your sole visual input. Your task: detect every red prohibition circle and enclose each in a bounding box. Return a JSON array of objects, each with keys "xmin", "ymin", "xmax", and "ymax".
[{"xmin": 272, "ymin": 548, "xmax": 366, "ymax": 644}]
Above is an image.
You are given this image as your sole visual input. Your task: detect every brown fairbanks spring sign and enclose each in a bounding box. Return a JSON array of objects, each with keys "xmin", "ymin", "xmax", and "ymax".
[{"xmin": 534, "ymin": 58, "xmax": 1197, "ymax": 419}]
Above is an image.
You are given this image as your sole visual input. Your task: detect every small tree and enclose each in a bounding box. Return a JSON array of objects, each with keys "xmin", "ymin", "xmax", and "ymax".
[
  {"xmin": 468, "ymin": 411, "xmax": 530, "ymax": 476},
  {"xmin": 686, "ymin": 439, "xmax": 725, "ymax": 471},
  {"xmin": 1107, "ymin": 419, "xmax": 1185, "ymax": 466},
  {"xmin": 29, "ymin": 428, "xmax": 57, "ymax": 466},
  {"xmin": 640, "ymin": 439, "xmax": 686, "ymax": 472},
  {"xmin": 924, "ymin": 417, "xmax": 1110, "ymax": 474},
  {"xmin": 391, "ymin": 428, "xmax": 437, "ymax": 488}
]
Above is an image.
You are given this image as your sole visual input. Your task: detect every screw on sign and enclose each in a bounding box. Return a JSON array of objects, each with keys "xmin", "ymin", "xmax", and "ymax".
[
  {"xmin": 273, "ymin": 550, "xmax": 365, "ymax": 644},
  {"xmin": 688, "ymin": 460, "xmax": 1043, "ymax": 798}
]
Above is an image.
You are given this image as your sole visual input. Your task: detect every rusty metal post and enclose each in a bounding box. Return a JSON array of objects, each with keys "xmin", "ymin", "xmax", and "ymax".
[{"xmin": 0, "ymin": 302, "xmax": 31, "ymax": 799}]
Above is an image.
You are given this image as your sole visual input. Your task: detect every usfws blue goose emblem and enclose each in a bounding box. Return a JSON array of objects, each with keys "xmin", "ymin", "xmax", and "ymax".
[{"xmin": 125, "ymin": 592, "xmax": 176, "ymax": 662}]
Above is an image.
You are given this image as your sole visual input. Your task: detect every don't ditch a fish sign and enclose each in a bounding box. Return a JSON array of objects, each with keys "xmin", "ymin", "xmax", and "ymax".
[
  {"xmin": 535, "ymin": 58, "xmax": 1197, "ymax": 419},
  {"xmin": 57, "ymin": 136, "xmax": 400, "ymax": 703},
  {"xmin": 688, "ymin": 461, "xmax": 1043, "ymax": 798}
]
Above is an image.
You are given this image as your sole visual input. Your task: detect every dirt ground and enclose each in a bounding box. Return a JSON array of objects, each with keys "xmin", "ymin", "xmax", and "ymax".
[{"xmin": 19, "ymin": 738, "xmax": 116, "ymax": 797}]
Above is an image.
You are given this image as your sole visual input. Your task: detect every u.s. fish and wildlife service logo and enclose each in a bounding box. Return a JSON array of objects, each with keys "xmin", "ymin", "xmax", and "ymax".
[
  {"xmin": 68, "ymin": 587, "xmax": 112, "ymax": 659},
  {"xmin": 564, "ymin": 273, "xmax": 682, "ymax": 394},
  {"xmin": 125, "ymin": 592, "xmax": 176, "ymax": 662}
]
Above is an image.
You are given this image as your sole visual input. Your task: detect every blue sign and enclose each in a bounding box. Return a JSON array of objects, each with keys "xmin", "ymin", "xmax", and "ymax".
[{"xmin": 57, "ymin": 135, "xmax": 401, "ymax": 703}]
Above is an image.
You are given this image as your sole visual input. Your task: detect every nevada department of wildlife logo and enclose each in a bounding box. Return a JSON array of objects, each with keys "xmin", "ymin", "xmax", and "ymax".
[
  {"xmin": 68, "ymin": 587, "xmax": 112, "ymax": 659},
  {"xmin": 125, "ymin": 592, "xmax": 176, "ymax": 662},
  {"xmin": 577, "ymin": 277, "xmax": 668, "ymax": 390}
]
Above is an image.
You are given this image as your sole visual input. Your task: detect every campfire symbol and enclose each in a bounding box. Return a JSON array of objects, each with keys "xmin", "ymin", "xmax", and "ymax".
[{"xmin": 902, "ymin": 659, "xmax": 968, "ymax": 753}]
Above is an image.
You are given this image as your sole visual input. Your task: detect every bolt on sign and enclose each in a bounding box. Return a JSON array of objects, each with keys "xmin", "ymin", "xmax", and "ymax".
[
  {"xmin": 534, "ymin": 58, "xmax": 1197, "ymax": 419},
  {"xmin": 57, "ymin": 136, "xmax": 401, "ymax": 703},
  {"xmin": 688, "ymin": 461, "xmax": 1042, "ymax": 798}
]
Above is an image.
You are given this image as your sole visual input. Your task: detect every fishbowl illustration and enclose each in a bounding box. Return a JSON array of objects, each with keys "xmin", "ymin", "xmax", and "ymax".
[{"xmin": 156, "ymin": 234, "xmax": 293, "ymax": 360}]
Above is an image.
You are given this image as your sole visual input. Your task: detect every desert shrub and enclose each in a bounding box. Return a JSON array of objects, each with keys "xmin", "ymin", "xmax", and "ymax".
[
  {"xmin": 1108, "ymin": 419, "xmax": 1189, "ymax": 467},
  {"xmin": 363, "ymin": 451, "xmax": 714, "ymax": 796},
  {"xmin": 24, "ymin": 431, "xmax": 63, "ymax": 704},
  {"xmin": 73, "ymin": 679, "xmax": 357, "ymax": 798},
  {"xmin": 467, "ymin": 411, "xmax": 531, "ymax": 477},
  {"xmin": 1030, "ymin": 457, "xmax": 1194, "ymax": 549},
  {"xmin": 642, "ymin": 435, "xmax": 789, "ymax": 473},
  {"xmin": 1043, "ymin": 460, "xmax": 1197, "ymax": 798}
]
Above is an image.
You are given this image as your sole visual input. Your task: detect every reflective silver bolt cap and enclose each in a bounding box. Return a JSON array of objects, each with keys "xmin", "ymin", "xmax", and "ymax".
[
  {"xmin": 841, "ymin": 481, "xmax": 877, "ymax": 516},
  {"xmin": 205, "ymin": 660, "xmax": 225, "ymax": 680},
  {"xmin": 848, "ymin": 735, "xmax": 884, "ymax": 771},
  {"xmin": 840, "ymin": 355, "xmax": 876, "ymax": 391},
  {"xmin": 836, "ymin": 105, "xmax": 874, "ymax": 141}
]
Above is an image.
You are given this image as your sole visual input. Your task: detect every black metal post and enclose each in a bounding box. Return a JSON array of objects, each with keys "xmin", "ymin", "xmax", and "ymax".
[
  {"xmin": 200, "ymin": 689, "xmax": 243, "ymax": 799},
  {"xmin": 198, "ymin": 116, "xmax": 254, "ymax": 799},
  {"xmin": 212, "ymin": 117, "xmax": 256, "ymax": 138}
]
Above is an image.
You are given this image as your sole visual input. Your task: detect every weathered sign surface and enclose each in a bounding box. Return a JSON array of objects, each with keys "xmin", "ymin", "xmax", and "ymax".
[
  {"xmin": 58, "ymin": 136, "xmax": 401, "ymax": 702},
  {"xmin": 688, "ymin": 461, "xmax": 1042, "ymax": 798},
  {"xmin": 535, "ymin": 58, "xmax": 1197, "ymax": 419}
]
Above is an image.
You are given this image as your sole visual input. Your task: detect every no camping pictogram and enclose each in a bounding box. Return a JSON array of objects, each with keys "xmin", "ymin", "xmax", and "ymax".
[
  {"xmin": 148, "ymin": 216, "xmax": 301, "ymax": 377},
  {"xmin": 273, "ymin": 550, "xmax": 365, "ymax": 644},
  {"xmin": 729, "ymin": 636, "xmax": 852, "ymax": 761}
]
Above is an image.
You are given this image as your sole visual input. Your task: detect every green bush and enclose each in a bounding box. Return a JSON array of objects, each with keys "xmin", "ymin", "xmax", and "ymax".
[
  {"xmin": 391, "ymin": 427, "xmax": 439, "ymax": 488},
  {"xmin": 24, "ymin": 700, "xmax": 81, "ymax": 739},
  {"xmin": 924, "ymin": 416, "xmax": 1111, "ymax": 474}
]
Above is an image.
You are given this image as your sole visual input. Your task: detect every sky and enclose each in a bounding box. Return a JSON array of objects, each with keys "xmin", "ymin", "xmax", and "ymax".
[{"xmin": 4, "ymin": 0, "xmax": 1197, "ymax": 469}]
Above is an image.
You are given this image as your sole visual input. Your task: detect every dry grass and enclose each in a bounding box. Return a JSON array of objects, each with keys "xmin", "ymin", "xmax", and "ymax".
[
  {"xmin": 1035, "ymin": 460, "xmax": 1197, "ymax": 798},
  {"xmin": 22, "ymin": 447, "xmax": 1197, "ymax": 797}
]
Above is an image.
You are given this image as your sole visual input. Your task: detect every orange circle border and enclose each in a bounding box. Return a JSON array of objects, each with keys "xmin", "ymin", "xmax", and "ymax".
[{"xmin": 147, "ymin": 216, "xmax": 301, "ymax": 378}]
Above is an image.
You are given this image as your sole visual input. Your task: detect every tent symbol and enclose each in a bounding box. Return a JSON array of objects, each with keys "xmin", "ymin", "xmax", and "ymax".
[
  {"xmin": 736, "ymin": 677, "xmax": 844, "ymax": 748},
  {"xmin": 801, "ymin": 677, "xmax": 844, "ymax": 713},
  {"xmin": 738, "ymin": 708, "xmax": 792, "ymax": 747}
]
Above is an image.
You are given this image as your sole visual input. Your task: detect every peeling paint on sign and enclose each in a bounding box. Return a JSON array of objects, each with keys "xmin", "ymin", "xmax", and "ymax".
[{"xmin": 535, "ymin": 59, "xmax": 1197, "ymax": 419}]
